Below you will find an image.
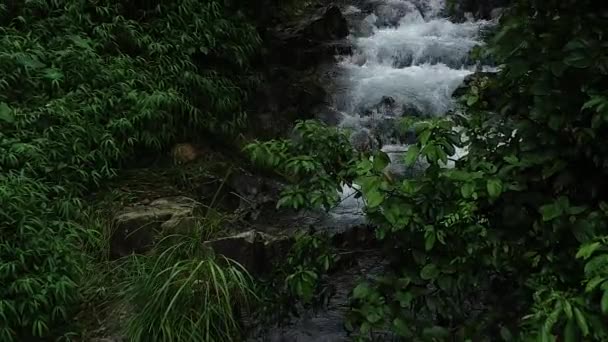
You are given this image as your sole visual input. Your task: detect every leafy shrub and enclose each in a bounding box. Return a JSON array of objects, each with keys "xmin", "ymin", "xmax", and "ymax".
[
  {"xmin": 254, "ymin": 230, "xmax": 338, "ymax": 329},
  {"xmin": 0, "ymin": 174, "xmax": 96, "ymax": 341},
  {"xmin": 0, "ymin": 0, "xmax": 261, "ymax": 339},
  {"xmin": 246, "ymin": 120, "xmax": 358, "ymax": 210},
  {"xmin": 246, "ymin": 0, "xmax": 608, "ymax": 340}
]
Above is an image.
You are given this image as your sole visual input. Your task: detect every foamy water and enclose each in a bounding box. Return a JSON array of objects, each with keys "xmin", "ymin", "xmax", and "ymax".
[{"xmin": 328, "ymin": 0, "xmax": 493, "ymax": 221}]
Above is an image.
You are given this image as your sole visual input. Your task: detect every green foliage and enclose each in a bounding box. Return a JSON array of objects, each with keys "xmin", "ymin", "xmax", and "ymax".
[
  {"xmin": 284, "ymin": 232, "xmax": 337, "ymax": 304},
  {"xmin": 121, "ymin": 236, "xmax": 256, "ymax": 342},
  {"xmin": 256, "ymin": 231, "xmax": 338, "ymax": 326},
  {"xmin": 245, "ymin": 120, "xmax": 358, "ymax": 211},
  {"xmin": 0, "ymin": 0, "xmax": 261, "ymax": 339},
  {"xmin": 0, "ymin": 174, "xmax": 97, "ymax": 341},
  {"xmin": 248, "ymin": 0, "xmax": 608, "ymax": 340}
]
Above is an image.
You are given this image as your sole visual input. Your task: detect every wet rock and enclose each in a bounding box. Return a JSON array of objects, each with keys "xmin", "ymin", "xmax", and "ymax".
[
  {"xmin": 349, "ymin": 129, "xmax": 378, "ymax": 153},
  {"xmin": 268, "ymin": 6, "xmax": 350, "ymax": 69},
  {"xmin": 109, "ymin": 196, "xmax": 201, "ymax": 258},
  {"xmin": 355, "ymin": 97, "xmax": 428, "ymax": 145},
  {"xmin": 299, "ymin": 5, "xmax": 349, "ymax": 41},
  {"xmin": 349, "ymin": 52, "xmax": 367, "ymax": 66},
  {"xmin": 350, "ymin": 13, "xmax": 376, "ymax": 37},
  {"xmin": 203, "ymin": 230, "xmax": 293, "ymax": 275},
  {"xmin": 313, "ymin": 105, "xmax": 346, "ymax": 126},
  {"xmin": 490, "ymin": 7, "xmax": 505, "ymax": 20},
  {"xmin": 451, "ymin": 71, "xmax": 499, "ymax": 103},
  {"xmin": 227, "ymin": 170, "xmax": 284, "ymax": 220},
  {"xmin": 360, "ymin": 96, "xmax": 400, "ymax": 117},
  {"xmin": 450, "ymin": 0, "xmax": 511, "ymax": 21},
  {"xmin": 374, "ymin": 0, "xmax": 420, "ymax": 27},
  {"xmin": 402, "ymin": 102, "xmax": 425, "ymax": 117},
  {"xmin": 246, "ymin": 5, "xmax": 350, "ymax": 139}
]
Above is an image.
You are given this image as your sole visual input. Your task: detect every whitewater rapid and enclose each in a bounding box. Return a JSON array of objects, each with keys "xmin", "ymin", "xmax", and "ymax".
[{"xmin": 326, "ymin": 0, "xmax": 493, "ymax": 223}]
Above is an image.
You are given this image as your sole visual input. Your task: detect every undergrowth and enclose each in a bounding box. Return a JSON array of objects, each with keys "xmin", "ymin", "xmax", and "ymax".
[
  {"xmin": 0, "ymin": 0, "xmax": 261, "ymax": 339},
  {"xmin": 121, "ymin": 235, "xmax": 256, "ymax": 342}
]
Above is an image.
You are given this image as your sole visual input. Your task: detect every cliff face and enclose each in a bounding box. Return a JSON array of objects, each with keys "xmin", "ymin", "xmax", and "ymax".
[{"xmin": 245, "ymin": 4, "xmax": 352, "ymax": 139}]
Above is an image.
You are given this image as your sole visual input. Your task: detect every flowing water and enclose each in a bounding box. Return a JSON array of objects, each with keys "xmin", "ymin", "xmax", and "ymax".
[
  {"xmin": 252, "ymin": 1, "xmax": 493, "ymax": 340},
  {"xmin": 326, "ymin": 0, "xmax": 493, "ymax": 226}
]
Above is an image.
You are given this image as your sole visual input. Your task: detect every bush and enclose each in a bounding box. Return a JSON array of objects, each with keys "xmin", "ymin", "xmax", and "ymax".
[
  {"xmin": 0, "ymin": 174, "xmax": 95, "ymax": 341},
  {"xmin": 121, "ymin": 237, "xmax": 255, "ymax": 342},
  {"xmin": 0, "ymin": 0, "xmax": 261, "ymax": 339},
  {"xmin": 246, "ymin": 0, "xmax": 608, "ymax": 339}
]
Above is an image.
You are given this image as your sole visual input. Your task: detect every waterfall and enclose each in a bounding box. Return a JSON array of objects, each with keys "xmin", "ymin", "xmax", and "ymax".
[{"xmin": 325, "ymin": 0, "xmax": 494, "ymax": 225}]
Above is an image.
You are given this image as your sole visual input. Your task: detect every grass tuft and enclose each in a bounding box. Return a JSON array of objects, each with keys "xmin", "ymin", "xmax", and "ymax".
[{"xmin": 120, "ymin": 234, "xmax": 256, "ymax": 342}]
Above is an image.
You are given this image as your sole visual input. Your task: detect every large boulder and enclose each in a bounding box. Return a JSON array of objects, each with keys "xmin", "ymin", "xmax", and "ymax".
[
  {"xmin": 374, "ymin": 0, "xmax": 421, "ymax": 27},
  {"xmin": 293, "ymin": 5, "xmax": 349, "ymax": 42},
  {"xmin": 109, "ymin": 196, "xmax": 201, "ymax": 258},
  {"xmin": 266, "ymin": 5, "xmax": 350, "ymax": 69},
  {"xmin": 249, "ymin": 67, "xmax": 330, "ymax": 139},
  {"xmin": 203, "ymin": 230, "xmax": 293, "ymax": 275},
  {"xmin": 246, "ymin": 6, "xmax": 350, "ymax": 139}
]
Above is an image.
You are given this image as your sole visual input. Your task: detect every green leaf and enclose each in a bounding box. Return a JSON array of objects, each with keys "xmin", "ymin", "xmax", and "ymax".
[
  {"xmin": 500, "ymin": 326, "xmax": 513, "ymax": 341},
  {"xmin": 538, "ymin": 326, "xmax": 551, "ymax": 342},
  {"xmin": 419, "ymin": 130, "xmax": 431, "ymax": 145},
  {"xmin": 365, "ymin": 190, "xmax": 384, "ymax": 208},
  {"xmin": 564, "ymin": 51, "xmax": 591, "ymax": 68},
  {"xmin": 420, "ymin": 264, "xmax": 440, "ymax": 280},
  {"xmin": 353, "ymin": 283, "xmax": 371, "ymax": 299},
  {"xmin": 466, "ymin": 95, "xmax": 479, "ymax": 106},
  {"xmin": 425, "ymin": 232, "xmax": 436, "ymax": 251},
  {"xmin": 422, "ymin": 326, "xmax": 449, "ymax": 339},
  {"xmin": 0, "ymin": 102, "xmax": 14, "ymax": 124},
  {"xmin": 563, "ymin": 300, "xmax": 573, "ymax": 319},
  {"xmin": 576, "ymin": 242, "xmax": 601, "ymax": 260},
  {"xmin": 404, "ymin": 145, "xmax": 420, "ymax": 166},
  {"xmin": 507, "ymin": 59, "xmax": 529, "ymax": 78},
  {"xmin": 395, "ymin": 291, "xmax": 413, "ymax": 308},
  {"xmin": 540, "ymin": 203, "xmax": 562, "ymax": 221},
  {"xmin": 567, "ymin": 206, "xmax": 586, "ymax": 215},
  {"xmin": 360, "ymin": 321, "xmax": 371, "ymax": 334},
  {"xmin": 585, "ymin": 276, "xmax": 604, "ymax": 292},
  {"xmin": 373, "ymin": 152, "xmax": 391, "ymax": 171},
  {"xmin": 550, "ymin": 61, "xmax": 566, "ymax": 77},
  {"xmin": 437, "ymin": 276, "xmax": 452, "ymax": 292},
  {"xmin": 487, "ymin": 178, "xmax": 503, "ymax": 198},
  {"xmin": 601, "ymin": 290, "xmax": 608, "ymax": 314},
  {"xmin": 392, "ymin": 318, "xmax": 412, "ymax": 337},
  {"xmin": 573, "ymin": 307, "xmax": 589, "ymax": 336},
  {"xmin": 365, "ymin": 310, "xmax": 382, "ymax": 324},
  {"xmin": 563, "ymin": 319, "xmax": 577, "ymax": 342}
]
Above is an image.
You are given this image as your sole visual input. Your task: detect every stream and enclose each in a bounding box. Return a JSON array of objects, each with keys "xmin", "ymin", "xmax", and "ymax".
[{"xmin": 252, "ymin": 0, "xmax": 493, "ymax": 340}]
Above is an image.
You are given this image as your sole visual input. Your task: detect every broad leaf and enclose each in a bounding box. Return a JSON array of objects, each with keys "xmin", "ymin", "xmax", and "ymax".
[
  {"xmin": 573, "ymin": 307, "xmax": 589, "ymax": 336},
  {"xmin": 487, "ymin": 179, "xmax": 503, "ymax": 199},
  {"xmin": 540, "ymin": 203, "xmax": 562, "ymax": 221},
  {"xmin": 0, "ymin": 102, "xmax": 14, "ymax": 124},
  {"xmin": 602, "ymin": 291, "xmax": 608, "ymax": 314},
  {"xmin": 404, "ymin": 145, "xmax": 420, "ymax": 166},
  {"xmin": 420, "ymin": 264, "xmax": 440, "ymax": 280}
]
